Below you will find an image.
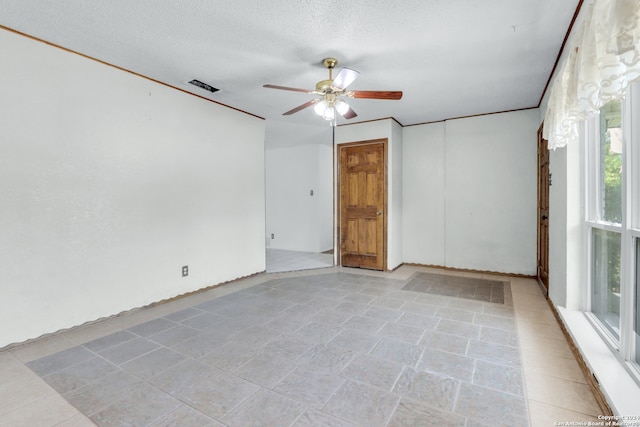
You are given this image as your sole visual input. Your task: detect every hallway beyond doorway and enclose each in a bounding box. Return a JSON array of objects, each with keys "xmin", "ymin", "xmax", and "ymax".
[{"xmin": 266, "ymin": 248, "xmax": 333, "ymax": 273}]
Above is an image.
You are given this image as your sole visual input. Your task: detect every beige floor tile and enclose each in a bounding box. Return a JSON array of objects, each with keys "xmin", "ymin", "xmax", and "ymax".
[
  {"xmin": 53, "ymin": 413, "xmax": 96, "ymax": 427},
  {"xmin": 524, "ymin": 371, "xmax": 600, "ymax": 417},
  {"xmin": 0, "ymin": 353, "xmax": 57, "ymax": 416},
  {"xmin": 142, "ymin": 305, "xmax": 188, "ymax": 320},
  {"xmin": 515, "ymin": 308, "xmax": 558, "ymax": 325},
  {"xmin": 521, "ymin": 351, "xmax": 588, "ymax": 384},
  {"xmin": 513, "ymin": 301, "xmax": 548, "ymax": 313},
  {"xmin": 9, "ymin": 336, "xmax": 77, "ymax": 364},
  {"xmin": 511, "ymin": 292, "xmax": 547, "ymax": 305},
  {"xmin": 0, "ymin": 393, "xmax": 81, "ymax": 427},
  {"xmin": 479, "ymin": 272, "xmax": 504, "ymax": 281},
  {"xmin": 159, "ymin": 295, "xmax": 211, "ymax": 313},
  {"xmin": 510, "ymin": 277, "xmax": 542, "ymax": 295},
  {"xmin": 513, "ymin": 294, "xmax": 550, "ymax": 311},
  {"xmin": 511, "ymin": 285, "xmax": 546, "ymax": 297},
  {"xmin": 107, "ymin": 310, "xmax": 162, "ymax": 329},
  {"xmin": 450, "ymin": 271, "xmax": 485, "ymax": 279},
  {"xmin": 528, "ymin": 400, "xmax": 601, "ymax": 427},
  {"xmin": 514, "ymin": 304, "xmax": 551, "ymax": 318},
  {"xmin": 519, "ymin": 334, "xmax": 575, "ymax": 360},
  {"xmin": 61, "ymin": 321, "xmax": 121, "ymax": 346},
  {"xmin": 517, "ymin": 318, "xmax": 566, "ymax": 341},
  {"xmin": 199, "ymin": 281, "xmax": 255, "ymax": 299},
  {"xmin": 0, "ymin": 351, "xmax": 27, "ymax": 377},
  {"xmin": 0, "ymin": 374, "xmax": 56, "ymax": 416}
]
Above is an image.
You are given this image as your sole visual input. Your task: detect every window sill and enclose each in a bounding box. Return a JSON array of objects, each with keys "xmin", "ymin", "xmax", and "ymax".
[{"xmin": 556, "ymin": 306, "xmax": 640, "ymax": 416}]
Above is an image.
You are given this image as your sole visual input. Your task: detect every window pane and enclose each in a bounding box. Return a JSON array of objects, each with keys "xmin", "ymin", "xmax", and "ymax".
[
  {"xmin": 592, "ymin": 228, "xmax": 621, "ymax": 339},
  {"xmin": 599, "ymin": 100, "xmax": 622, "ymax": 223}
]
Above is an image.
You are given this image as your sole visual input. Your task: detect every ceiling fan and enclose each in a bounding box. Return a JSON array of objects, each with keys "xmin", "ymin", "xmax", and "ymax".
[{"xmin": 263, "ymin": 57, "xmax": 402, "ymax": 125}]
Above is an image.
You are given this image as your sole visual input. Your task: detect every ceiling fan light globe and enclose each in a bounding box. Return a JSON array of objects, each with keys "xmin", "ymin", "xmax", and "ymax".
[
  {"xmin": 323, "ymin": 107, "xmax": 335, "ymax": 121},
  {"xmin": 314, "ymin": 99, "xmax": 328, "ymax": 116},
  {"xmin": 334, "ymin": 99, "xmax": 350, "ymax": 116}
]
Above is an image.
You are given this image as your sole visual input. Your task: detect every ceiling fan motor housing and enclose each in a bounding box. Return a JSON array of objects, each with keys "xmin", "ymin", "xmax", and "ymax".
[{"xmin": 316, "ymin": 79, "xmax": 334, "ymax": 92}]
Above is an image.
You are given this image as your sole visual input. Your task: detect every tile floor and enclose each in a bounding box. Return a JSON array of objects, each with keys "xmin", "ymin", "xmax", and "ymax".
[{"xmin": 0, "ymin": 265, "xmax": 603, "ymax": 426}]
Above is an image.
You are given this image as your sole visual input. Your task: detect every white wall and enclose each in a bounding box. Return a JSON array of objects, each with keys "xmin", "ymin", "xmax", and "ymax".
[
  {"xmin": 389, "ymin": 120, "xmax": 404, "ymax": 270},
  {"xmin": 335, "ymin": 119, "xmax": 403, "ymax": 270},
  {"xmin": 403, "ymin": 122, "xmax": 446, "ymax": 265},
  {"xmin": 548, "ymin": 147, "xmax": 569, "ymax": 306},
  {"xmin": 318, "ymin": 142, "xmax": 334, "ymax": 252},
  {"xmin": 547, "ymin": 132, "xmax": 583, "ymax": 310},
  {"xmin": 264, "ymin": 122, "xmax": 333, "ymax": 253},
  {"xmin": 0, "ymin": 29, "xmax": 266, "ymax": 347},
  {"xmin": 545, "ymin": 107, "xmax": 584, "ymax": 312},
  {"xmin": 402, "ymin": 109, "xmax": 539, "ymax": 275},
  {"xmin": 335, "ymin": 120, "xmax": 392, "ymax": 144}
]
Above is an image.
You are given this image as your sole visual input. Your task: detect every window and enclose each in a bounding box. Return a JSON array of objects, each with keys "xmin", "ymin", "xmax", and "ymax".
[
  {"xmin": 589, "ymin": 100, "xmax": 623, "ymax": 340},
  {"xmin": 585, "ymin": 84, "xmax": 640, "ymax": 381},
  {"xmin": 636, "ymin": 238, "xmax": 640, "ymax": 365},
  {"xmin": 597, "ymin": 101, "xmax": 622, "ymax": 224},
  {"xmin": 591, "ymin": 228, "xmax": 621, "ymax": 338}
]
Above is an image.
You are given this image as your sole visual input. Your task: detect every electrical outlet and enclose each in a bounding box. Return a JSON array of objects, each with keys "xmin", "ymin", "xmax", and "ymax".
[
  {"xmin": 182, "ymin": 265, "xmax": 188, "ymax": 277},
  {"xmin": 271, "ymin": 233, "xmax": 274, "ymax": 239}
]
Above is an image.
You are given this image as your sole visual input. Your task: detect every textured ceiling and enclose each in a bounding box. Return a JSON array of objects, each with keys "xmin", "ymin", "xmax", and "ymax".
[{"xmin": 0, "ymin": 0, "xmax": 579, "ymax": 127}]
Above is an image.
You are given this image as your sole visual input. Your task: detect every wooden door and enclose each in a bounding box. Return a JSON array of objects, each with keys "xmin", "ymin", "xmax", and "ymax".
[
  {"xmin": 537, "ymin": 125, "xmax": 550, "ymax": 293},
  {"xmin": 339, "ymin": 141, "xmax": 386, "ymax": 270}
]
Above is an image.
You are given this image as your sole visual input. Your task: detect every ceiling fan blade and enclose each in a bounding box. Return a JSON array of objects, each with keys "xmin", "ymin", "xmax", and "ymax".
[
  {"xmin": 263, "ymin": 84, "xmax": 312, "ymax": 93},
  {"xmin": 351, "ymin": 90, "xmax": 403, "ymax": 100},
  {"xmin": 332, "ymin": 68, "xmax": 360, "ymax": 89},
  {"xmin": 342, "ymin": 106, "xmax": 358, "ymax": 119},
  {"xmin": 283, "ymin": 99, "xmax": 320, "ymax": 115}
]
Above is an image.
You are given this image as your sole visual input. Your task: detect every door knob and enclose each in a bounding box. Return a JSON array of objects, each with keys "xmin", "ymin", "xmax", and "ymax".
[{"xmin": 376, "ymin": 211, "xmax": 382, "ymax": 216}]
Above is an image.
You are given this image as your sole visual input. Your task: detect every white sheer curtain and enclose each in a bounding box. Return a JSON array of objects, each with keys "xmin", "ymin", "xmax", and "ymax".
[{"xmin": 543, "ymin": 0, "xmax": 640, "ymax": 149}]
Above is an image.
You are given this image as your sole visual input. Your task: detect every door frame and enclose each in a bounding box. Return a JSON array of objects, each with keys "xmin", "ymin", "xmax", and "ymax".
[
  {"xmin": 537, "ymin": 123, "xmax": 550, "ymax": 294},
  {"xmin": 336, "ymin": 138, "xmax": 388, "ymax": 271}
]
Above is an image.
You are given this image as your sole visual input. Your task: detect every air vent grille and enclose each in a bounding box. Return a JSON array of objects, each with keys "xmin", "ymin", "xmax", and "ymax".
[{"xmin": 188, "ymin": 79, "xmax": 220, "ymax": 94}]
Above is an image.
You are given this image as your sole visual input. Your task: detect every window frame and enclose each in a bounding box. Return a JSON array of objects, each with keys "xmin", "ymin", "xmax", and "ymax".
[
  {"xmin": 627, "ymin": 82, "xmax": 640, "ymax": 374},
  {"xmin": 583, "ymin": 82, "xmax": 640, "ymax": 383}
]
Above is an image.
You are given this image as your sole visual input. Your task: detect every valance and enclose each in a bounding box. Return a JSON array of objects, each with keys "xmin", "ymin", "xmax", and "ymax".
[{"xmin": 543, "ymin": 0, "xmax": 640, "ymax": 149}]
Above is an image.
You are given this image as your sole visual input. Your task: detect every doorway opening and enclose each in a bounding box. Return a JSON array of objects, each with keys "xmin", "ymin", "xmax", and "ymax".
[{"xmin": 264, "ymin": 121, "xmax": 335, "ymax": 273}]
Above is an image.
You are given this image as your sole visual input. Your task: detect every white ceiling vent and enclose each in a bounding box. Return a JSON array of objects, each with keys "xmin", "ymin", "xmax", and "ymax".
[{"xmin": 188, "ymin": 79, "xmax": 220, "ymax": 94}]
